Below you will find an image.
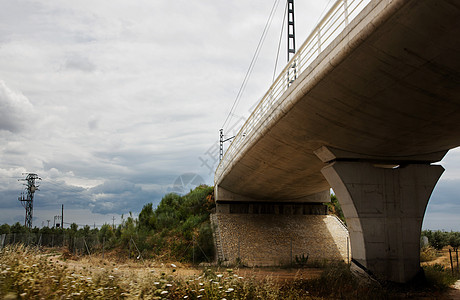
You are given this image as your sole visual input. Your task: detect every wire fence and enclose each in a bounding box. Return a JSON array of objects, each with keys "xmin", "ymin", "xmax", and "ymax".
[
  {"xmin": 0, "ymin": 232, "xmax": 213, "ymax": 264},
  {"xmin": 0, "ymin": 233, "xmax": 103, "ymax": 256}
]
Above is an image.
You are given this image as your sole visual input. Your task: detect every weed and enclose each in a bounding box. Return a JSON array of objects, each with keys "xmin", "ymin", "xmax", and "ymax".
[{"xmin": 423, "ymin": 263, "xmax": 459, "ymax": 291}]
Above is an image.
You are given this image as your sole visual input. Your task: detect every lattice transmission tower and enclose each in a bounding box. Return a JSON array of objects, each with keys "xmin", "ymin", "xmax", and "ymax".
[{"xmin": 18, "ymin": 173, "xmax": 41, "ymax": 229}]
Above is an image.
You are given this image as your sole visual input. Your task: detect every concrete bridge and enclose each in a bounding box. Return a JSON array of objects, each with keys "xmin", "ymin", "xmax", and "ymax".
[{"xmin": 215, "ymin": 0, "xmax": 460, "ymax": 283}]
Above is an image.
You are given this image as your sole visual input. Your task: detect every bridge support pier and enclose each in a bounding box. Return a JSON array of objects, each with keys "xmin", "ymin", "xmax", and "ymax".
[{"xmin": 319, "ymin": 159, "xmax": 444, "ymax": 283}]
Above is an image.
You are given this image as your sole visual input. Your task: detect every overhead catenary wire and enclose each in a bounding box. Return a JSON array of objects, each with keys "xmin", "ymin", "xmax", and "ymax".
[
  {"xmin": 273, "ymin": 2, "xmax": 288, "ymax": 83},
  {"xmin": 221, "ymin": 0, "xmax": 282, "ymax": 132},
  {"xmin": 315, "ymin": 0, "xmax": 335, "ymax": 28}
]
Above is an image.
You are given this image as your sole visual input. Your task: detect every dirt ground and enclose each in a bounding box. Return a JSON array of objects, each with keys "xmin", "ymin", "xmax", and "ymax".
[{"xmin": 45, "ymin": 247, "xmax": 322, "ymax": 282}]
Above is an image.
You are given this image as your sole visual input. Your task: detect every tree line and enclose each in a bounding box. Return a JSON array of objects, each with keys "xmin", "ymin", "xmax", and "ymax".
[
  {"xmin": 0, "ymin": 185, "xmax": 216, "ymax": 263},
  {"xmin": 422, "ymin": 230, "xmax": 460, "ymax": 251}
]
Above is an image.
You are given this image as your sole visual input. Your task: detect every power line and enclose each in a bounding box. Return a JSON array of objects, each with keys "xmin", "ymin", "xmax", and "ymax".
[
  {"xmin": 221, "ymin": 0, "xmax": 282, "ymax": 132},
  {"xmin": 273, "ymin": 2, "xmax": 288, "ymax": 83}
]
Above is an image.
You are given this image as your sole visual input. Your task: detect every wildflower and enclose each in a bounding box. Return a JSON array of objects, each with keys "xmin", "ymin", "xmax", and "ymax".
[
  {"xmin": 199, "ymin": 288, "xmax": 205, "ymax": 292},
  {"xmin": 184, "ymin": 296, "xmax": 188, "ymax": 299},
  {"xmin": 171, "ymin": 263, "xmax": 177, "ymax": 268},
  {"xmin": 161, "ymin": 291, "xmax": 168, "ymax": 295},
  {"xmin": 197, "ymin": 296, "xmax": 202, "ymax": 298},
  {"xmin": 217, "ymin": 274, "xmax": 223, "ymax": 278},
  {"xmin": 199, "ymin": 283, "xmax": 204, "ymax": 286},
  {"xmin": 226, "ymin": 288, "xmax": 234, "ymax": 293},
  {"xmin": 154, "ymin": 282, "xmax": 160, "ymax": 285},
  {"xmin": 166, "ymin": 284, "xmax": 172, "ymax": 287}
]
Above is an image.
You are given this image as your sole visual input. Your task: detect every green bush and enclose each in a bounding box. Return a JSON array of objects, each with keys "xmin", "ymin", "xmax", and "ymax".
[{"xmin": 423, "ymin": 263, "xmax": 459, "ymax": 290}]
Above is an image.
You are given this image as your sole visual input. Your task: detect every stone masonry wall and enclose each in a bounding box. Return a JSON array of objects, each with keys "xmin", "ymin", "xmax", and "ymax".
[{"xmin": 214, "ymin": 213, "xmax": 349, "ymax": 266}]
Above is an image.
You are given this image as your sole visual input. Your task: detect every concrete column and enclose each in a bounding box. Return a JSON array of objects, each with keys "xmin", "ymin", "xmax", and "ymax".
[{"xmin": 320, "ymin": 161, "xmax": 444, "ymax": 283}]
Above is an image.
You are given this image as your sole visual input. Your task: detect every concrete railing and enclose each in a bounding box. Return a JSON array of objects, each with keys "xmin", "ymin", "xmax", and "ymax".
[{"xmin": 215, "ymin": 0, "xmax": 371, "ymax": 182}]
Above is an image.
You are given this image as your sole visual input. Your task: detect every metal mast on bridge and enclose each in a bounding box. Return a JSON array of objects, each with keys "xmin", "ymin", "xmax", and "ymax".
[
  {"xmin": 18, "ymin": 173, "xmax": 41, "ymax": 229},
  {"xmin": 287, "ymin": 0, "xmax": 296, "ymax": 62},
  {"xmin": 287, "ymin": 0, "xmax": 297, "ymax": 84}
]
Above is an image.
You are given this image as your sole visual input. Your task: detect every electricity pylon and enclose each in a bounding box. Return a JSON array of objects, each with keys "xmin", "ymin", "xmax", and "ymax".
[{"xmin": 18, "ymin": 173, "xmax": 41, "ymax": 229}]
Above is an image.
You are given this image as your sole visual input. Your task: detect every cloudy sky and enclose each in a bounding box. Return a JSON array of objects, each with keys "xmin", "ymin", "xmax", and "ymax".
[{"xmin": 0, "ymin": 0, "xmax": 459, "ymax": 231}]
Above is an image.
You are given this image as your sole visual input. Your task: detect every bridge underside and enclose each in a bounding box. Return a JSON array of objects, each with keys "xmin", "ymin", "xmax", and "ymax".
[
  {"xmin": 217, "ymin": 0, "xmax": 460, "ymax": 201},
  {"xmin": 215, "ymin": 0, "xmax": 460, "ymax": 283}
]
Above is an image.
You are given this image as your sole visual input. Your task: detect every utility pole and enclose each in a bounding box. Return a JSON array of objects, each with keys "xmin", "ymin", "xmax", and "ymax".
[
  {"xmin": 61, "ymin": 204, "xmax": 64, "ymax": 229},
  {"xmin": 219, "ymin": 129, "xmax": 237, "ymax": 162},
  {"xmin": 18, "ymin": 173, "xmax": 41, "ymax": 229}
]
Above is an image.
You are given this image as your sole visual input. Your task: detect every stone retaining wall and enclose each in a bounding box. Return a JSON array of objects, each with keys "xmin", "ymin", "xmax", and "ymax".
[{"xmin": 214, "ymin": 213, "xmax": 349, "ymax": 266}]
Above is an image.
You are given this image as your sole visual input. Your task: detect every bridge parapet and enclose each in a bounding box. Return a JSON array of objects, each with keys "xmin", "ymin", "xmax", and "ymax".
[{"xmin": 215, "ymin": 0, "xmax": 371, "ymax": 184}]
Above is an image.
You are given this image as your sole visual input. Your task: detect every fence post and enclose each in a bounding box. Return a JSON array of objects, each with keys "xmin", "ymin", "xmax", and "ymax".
[
  {"xmin": 450, "ymin": 249, "xmax": 454, "ymax": 275},
  {"xmin": 347, "ymin": 236, "xmax": 350, "ymax": 264},
  {"xmin": 84, "ymin": 238, "xmax": 91, "ymax": 256},
  {"xmin": 102, "ymin": 237, "xmax": 105, "ymax": 259},
  {"xmin": 290, "ymin": 238, "xmax": 293, "ymax": 267},
  {"xmin": 0, "ymin": 234, "xmax": 5, "ymax": 250},
  {"xmin": 456, "ymin": 249, "xmax": 459, "ymax": 273}
]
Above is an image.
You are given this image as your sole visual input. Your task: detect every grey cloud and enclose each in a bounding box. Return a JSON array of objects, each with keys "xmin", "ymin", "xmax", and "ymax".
[
  {"xmin": 427, "ymin": 179, "xmax": 460, "ymax": 213},
  {"xmin": 0, "ymin": 81, "xmax": 34, "ymax": 133},
  {"xmin": 87, "ymin": 179, "xmax": 163, "ymax": 214}
]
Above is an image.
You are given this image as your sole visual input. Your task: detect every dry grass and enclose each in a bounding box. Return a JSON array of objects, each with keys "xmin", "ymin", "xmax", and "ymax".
[
  {"xmin": 2, "ymin": 245, "xmax": 458, "ymax": 299},
  {"xmin": 0, "ymin": 245, "xmax": 318, "ymax": 299}
]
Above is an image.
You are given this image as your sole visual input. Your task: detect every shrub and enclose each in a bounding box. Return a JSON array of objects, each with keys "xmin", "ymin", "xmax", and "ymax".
[
  {"xmin": 423, "ymin": 263, "xmax": 459, "ymax": 290},
  {"xmin": 420, "ymin": 246, "xmax": 437, "ymax": 262}
]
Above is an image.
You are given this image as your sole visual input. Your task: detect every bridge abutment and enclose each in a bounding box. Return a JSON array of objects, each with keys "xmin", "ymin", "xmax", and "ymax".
[
  {"xmin": 213, "ymin": 186, "xmax": 350, "ymax": 266},
  {"xmin": 319, "ymin": 159, "xmax": 444, "ymax": 283}
]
